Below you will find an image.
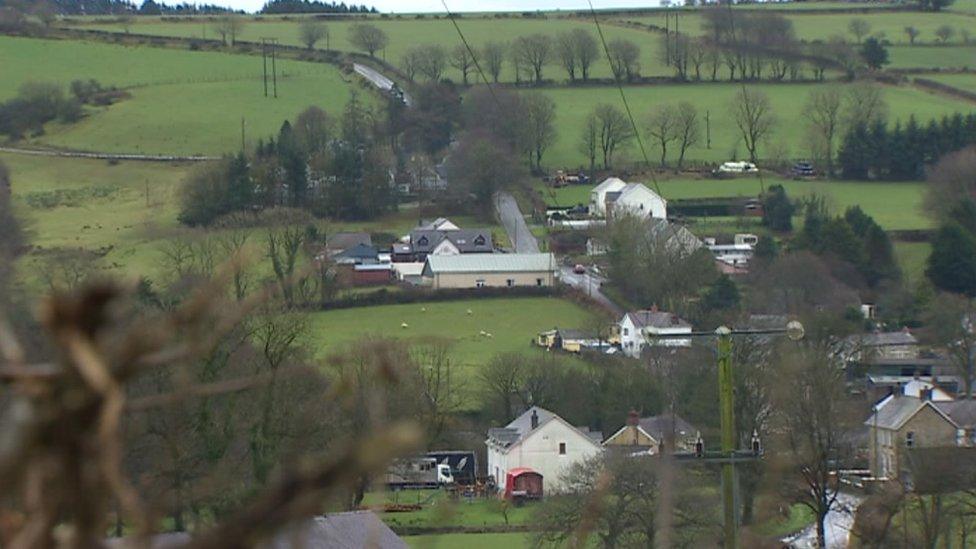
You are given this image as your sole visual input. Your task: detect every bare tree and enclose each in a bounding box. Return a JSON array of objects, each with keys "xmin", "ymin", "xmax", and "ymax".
[
  {"xmin": 607, "ymin": 38, "xmax": 641, "ymax": 82},
  {"xmin": 523, "ymin": 92, "xmax": 557, "ymax": 170},
  {"xmin": 417, "ymin": 44, "xmax": 447, "ymax": 82},
  {"xmin": 297, "ymin": 19, "xmax": 328, "ymax": 50},
  {"xmin": 212, "ymin": 14, "xmax": 245, "ymax": 46},
  {"xmin": 923, "ymin": 294, "xmax": 976, "ymax": 398},
  {"xmin": 844, "ymin": 81, "xmax": 888, "ymax": 129},
  {"xmin": 555, "ymin": 30, "xmax": 579, "ymax": 82},
  {"xmin": 904, "ymin": 25, "xmax": 921, "ymax": 45},
  {"xmin": 731, "ymin": 87, "xmax": 776, "ymax": 164},
  {"xmin": 935, "ymin": 24, "xmax": 955, "ymax": 44},
  {"xmin": 449, "ymin": 44, "xmax": 474, "ymax": 85},
  {"xmin": 573, "ymin": 28, "xmax": 599, "ymax": 82},
  {"xmin": 412, "ymin": 340, "xmax": 464, "ymax": 447},
  {"xmin": 674, "ymin": 102, "xmax": 700, "ymax": 170},
  {"xmin": 802, "ymin": 86, "xmax": 843, "ymax": 177},
  {"xmin": 774, "ymin": 344, "xmax": 857, "ymax": 549},
  {"xmin": 478, "ymin": 353, "xmax": 525, "ymax": 423},
  {"xmin": 348, "ymin": 23, "xmax": 388, "ymax": 57},
  {"xmin": 513, "ymin": 34, "xmax": 552, "ymax": 84},
  {"xmin": 848, "ymin": 18, "xmax": 871, "ymax": 43},
  {"xmin": 482, "ymin": 41, "xmax": 506, "ymax": 83},
  {"xmin": 400, "ymin": 47, "xmax": 423, "ymax": 81},
  {"xmin": 579, "ymin": 114, "xmax": 599, "ymax": 173},
  {"xmin": 589, "ymin": 103, "xmax": 635, "ymax": 170},
  {"xmin": 924, "ymin": 146, "xmax": 976, "ymax": 223},
  {"xmin": 645, "ymin": 104, "xmax": 679, "ymax": 168}
]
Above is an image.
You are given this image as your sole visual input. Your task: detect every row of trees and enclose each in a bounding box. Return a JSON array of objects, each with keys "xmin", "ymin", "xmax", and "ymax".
[
  {"xmin": 839, "ymin": 112, "xmax": 976, "ymax": 181},
  {"xmin": 259, "ymin": 0, "xmax": 375, "ymax": 14},
  {"xmin": 179, "ymin": 94, "xmax": 396, "ymax": 226},
  {"xmin": 399, "ymin": 31, "xmax": 643, "ymax": 85},
  {"xmin": 0, "ymin": 81, "xmax": 90, "ymax": 139}
]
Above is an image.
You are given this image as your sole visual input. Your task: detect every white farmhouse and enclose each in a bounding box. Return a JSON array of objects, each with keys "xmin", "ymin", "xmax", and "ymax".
[
  {"xmin": 619, "ymin": 309, "xmax": 693, "ymax": 358},
  {"xmin": 589, "ymin": 177, "xmax": 628, "ymax": 217},
  {"xmin": 486, "ymin": 407, "xmax": 603, "ymax": 495},
  {"xmin": 606, "ymin": 183, "xmax": 667, "ymax": 220}
]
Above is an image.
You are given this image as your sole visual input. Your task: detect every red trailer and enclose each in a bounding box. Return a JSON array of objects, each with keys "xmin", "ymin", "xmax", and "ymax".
[{"xmin": 504, "ymin": 468, "xmax": 543, "ymax": 502}]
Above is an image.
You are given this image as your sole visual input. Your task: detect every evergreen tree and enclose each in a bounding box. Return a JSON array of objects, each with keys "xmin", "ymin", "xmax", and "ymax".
[
  {"xmin": 838, "ymin": 123, "xmax": 871, "ymax": 180},
  {"xmin": 703, "ymin": 275, "xmax": 741, "ymax": 311},
  {"xmin": 859, "ymin": 37, "xmax": 889, "ymax": 70},
  {"xmin": 762, "ymin": 185, "xmax": 795, "ymax": 231},
  {"xmin": 927, "ymin": 223, "xmax": 976, "ymax": 296}
]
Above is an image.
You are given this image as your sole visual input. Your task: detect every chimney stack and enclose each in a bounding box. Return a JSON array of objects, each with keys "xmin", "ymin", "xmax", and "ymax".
[
  {"xmin": 530, "ymin": 409, "xmax": 539, "ymax": 429},
  {"xmin": 626, "ymin": 409, "xmax": 639, "ymax": 426}
]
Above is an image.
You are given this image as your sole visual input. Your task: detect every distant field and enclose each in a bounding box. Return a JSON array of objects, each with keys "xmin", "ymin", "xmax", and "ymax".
[
  {"xmin": 305, "ymin": 297, "xmax": 597, "ymax": 369},
  {"xmin": 924, "ymin": 72, "xmax": 976, "ymax": 90},
  {"xmin": 620, "ymin": 10, "xmax": 973, "ymax": 45},
  {"xmin": 2, "ymin": 152, "xmax": 189, "ymax": 286},
  {"xmin": 537, "ymin": 176, "xmax": 930, "ymax": 230},
  {"xmin": 404, "ymin": 533, "xmax": 532, "ymax": 549},
  {"xmin": 893, "ymin": 241, "xmax": 931, "ymax": 282},
  {"xmin": 888, "ymin": 46, "xmax": 976, "ymax": 69},
  {"xmin": 535, "ymin": 82, "xmax": 973, "ymax": 169},
  {"xmin": 1, "ymin": 36, "xmax": 359, "ymax": 155},
  {"xmin": 62, "ymin": 16, "xmax": 672, "ymax": 81}
]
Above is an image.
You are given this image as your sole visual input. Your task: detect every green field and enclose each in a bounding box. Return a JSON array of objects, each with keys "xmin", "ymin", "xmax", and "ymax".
[
  {"xmin": 924, "ymin": 72, "xmax": 976, "ymax": 90},
  {"xmin": 537, "ymin": 176, "xmax": 930, "ymax": 230},
  {"xmin": 2, "ymin": 36, "xmax": 358, "ymax": 155},
  {"xmin": 63, "ymin": 16, "xmax": 672, "ymax": 81},
  {"xmin": 893, "ymin": 241, "xmax": 931, "ymax": 282},
  {"xmin": 622, "ymin": 9, "xmax": 974, "ymax": 45},
  {"xmin": 306, "ymin": 297, "xmax": 597, "ymax": 368},
  {"xmin": 888, "ymin": 46, "xmax": 976, "ymax": 69},
  {"xmin": 405, "ymin": 533, "xmax": 532, "ymax": 549},
  {"xmin": 535, "ymin": 82, "xmax": 973, "ymax": 169}
]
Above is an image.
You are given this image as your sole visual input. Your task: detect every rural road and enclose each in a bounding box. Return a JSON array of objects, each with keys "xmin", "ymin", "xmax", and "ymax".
[
  {"xmin": 0, "ymin": 146, "xmax": 217, "ymax": 162},
  {"xmin": 494, "ymin": 192, "xmax": 540, "ymax": 254},
  {"xmin": 353, "ymin": 63, "xmax": 413, "ymax": 106},
  {"xmin": 558, "ymin": 266, "xmax": 623, "ymax": 316}
]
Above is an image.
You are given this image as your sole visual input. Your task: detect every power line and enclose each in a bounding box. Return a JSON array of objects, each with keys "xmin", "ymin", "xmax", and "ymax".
[{"xmin": 439, "ymin": 0, "xmax": 499, "ymax": 106}]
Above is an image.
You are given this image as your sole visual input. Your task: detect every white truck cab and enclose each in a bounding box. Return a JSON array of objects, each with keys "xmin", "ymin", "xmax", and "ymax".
[{"xmin": 437, "ymin": 464, "xmax": 455, "ymax": 485}]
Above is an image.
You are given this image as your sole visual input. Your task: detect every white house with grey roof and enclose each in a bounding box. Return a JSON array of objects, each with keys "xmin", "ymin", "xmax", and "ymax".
[
  {"xmin": 486, "ymin": 406, "xmax": 603, "ymax": 495},
  {"xmin": 589, "ymin": 178, "xmax": 667, "ymax": 220},
  {"xmin": 422, "ymin": 253, "xmax": 556, "ymax": 289},
  {"xmin": 618, "ymin": 309, "xmax": 693, "ymax": 358}
]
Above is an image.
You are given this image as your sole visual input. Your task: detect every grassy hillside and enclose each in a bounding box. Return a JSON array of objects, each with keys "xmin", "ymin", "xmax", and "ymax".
[
  {"xmin": 535, "ymin": 82, "xmax": 973, "ymax": 169},
  {"xmin": 63, "ymin": 16, "xmax": 673, "ymax": 81},
  {"xmin": 1, "ymin": 36, "xmax": 359, "ymax": 155},
  {"xmin": 887, "ymin": 45, "xmax": 976, "ymax": 69}
]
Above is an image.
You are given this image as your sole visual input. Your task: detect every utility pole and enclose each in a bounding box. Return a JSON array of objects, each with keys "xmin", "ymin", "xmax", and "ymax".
[
  {"xmin": 271, "ymin": 38, "xmax": 278, "ymax": 98},
  {"xmin": 717, "ymin": 327, "xmax": 737, "ymax": 549},
  {"xmin": 706, "ymin": 110, "xmax": 711, "ymax": 149},
  {"xmin": 261, "ymin": 39, "xmax": 268, "ymax": 97},
  {"xmin": 261, "ymin": 38, "xmax": 278, "ymax": 98},
  {"xmin": 241, "ymin": 117, "xmax": 246, "ymax": 153},
  {"xmin": 665, "ymin": 11, "xmax": 671, "ymax": 65}
]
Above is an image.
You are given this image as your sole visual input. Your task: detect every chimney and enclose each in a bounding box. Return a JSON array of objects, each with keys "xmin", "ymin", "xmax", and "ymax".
[
  {"xmin": 626, "ymin": 409, "xmax": 639, "ymax": 426},
  {"xmin": 530, "ymin": 409, "xmax": 539, "ymax": 429},
  {"xmin": 921, "ymin": 388, "xmax": 933, "ymax": 401},
  {"xmin": 671, "ymin": 314, "xmax": 679, "ymax": 325},
  {"xmin": 650, "ymin": 304, "xmax": 658, "ymax": 313}
]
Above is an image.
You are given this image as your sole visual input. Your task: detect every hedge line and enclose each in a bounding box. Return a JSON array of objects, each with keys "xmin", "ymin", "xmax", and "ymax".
[{"xmin": 313, "ymin": 285, "xmax": 561, "ymax": 311}]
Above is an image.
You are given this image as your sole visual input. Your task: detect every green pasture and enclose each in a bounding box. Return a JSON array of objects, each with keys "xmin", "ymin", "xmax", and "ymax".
[
  {"xmin": 1, "ymin": 37, "xmax": 359, "ymax": 156},
  {"xmin": 888, "ymin": 46, "xmax": 976, "ymax": 69},
  {"xmin": 893, "ymin": 241, "xmax": 931, "ymax": 282},
  {"xmin": 535, "ymin": 81, "xmax": 972, "ymax": 169},
  {"xmin": 924, "ymin": 72, "xmax": 976, "ymax": 90},
  {"xmin": 621, "ymin": 9, "xmax": 973, "ymax": 45},
  {"xmin": 305, "ymin": 297, "xmax": 597, "ymax": 369},
  {"xmin": 535, "ymin": 176, "xmax": 929, "ymax": 230},
  {"xmin": 2, "ymin": 152, "xmax": 190, "ymax": 286},
  {"xmin": 63, "ymin": 16, "xmax": 672, "ymax": 81},
  {"xmin": 362, "ymin": 490, "xmax": 534, "ymax": 530}
]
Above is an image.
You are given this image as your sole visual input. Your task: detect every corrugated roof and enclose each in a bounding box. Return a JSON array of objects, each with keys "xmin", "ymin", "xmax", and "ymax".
[{"xmin": 426, "ymin": 253, "xmax": 555, "ymax": 274}]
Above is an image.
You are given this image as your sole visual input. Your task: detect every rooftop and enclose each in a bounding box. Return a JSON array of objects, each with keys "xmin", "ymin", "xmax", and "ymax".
[
  {"xmin": 626, "ymin": 310, "xmax": 691, "ymax": 330},
  {"xmin": 424, "ymin": 253, "xmax": 555, "ymax": 274}
]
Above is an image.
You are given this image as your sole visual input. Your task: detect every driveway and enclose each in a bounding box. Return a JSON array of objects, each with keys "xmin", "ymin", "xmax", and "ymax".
[
  {"xmin": 494, "ymin": 192, "xmax": 540, "ymax": 254},
  {"xmin": 352, "ymin": 63, "xmax": 413, "ymax": 106}
]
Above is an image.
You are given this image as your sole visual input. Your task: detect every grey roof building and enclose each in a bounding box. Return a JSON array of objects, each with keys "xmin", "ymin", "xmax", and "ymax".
[
  {"xmin": 487, "ymin": 406, "xmax": 603, "ymax": 449},
  {"xmin": 327, "ymin": 232, "xmax": 372, "ymax": 254},
  {"xmin": 625, "ymin": 310, "xmax": 692, "ymax": 330},
  {"xmin": 409, "ymin": 229, "xmax": 493, "ymax": 256}
]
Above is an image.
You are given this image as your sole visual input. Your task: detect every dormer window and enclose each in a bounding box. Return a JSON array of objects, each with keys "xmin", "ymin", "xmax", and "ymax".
[
  {"xmin": 418, "ymin": 236, "xmax": 428, "ymax": 246},
  {"xmin": 474, "ymin": 235, "xmax": 486, "ymax": 246}
]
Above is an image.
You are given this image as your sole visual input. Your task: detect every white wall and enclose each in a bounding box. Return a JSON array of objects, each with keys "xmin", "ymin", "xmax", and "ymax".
[{"xmin": 488, "ymin": 419, "xmax": 602, "ymax": 495}]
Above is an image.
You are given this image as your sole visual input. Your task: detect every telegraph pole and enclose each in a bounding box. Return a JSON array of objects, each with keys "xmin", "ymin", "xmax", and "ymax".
[
  {"xmin": 706, "ymin": 110, "xmax": 711, "ymax": 149},
  {"xmin": 271, "ymin": 38, "xmax": 278, "ymax": 98},
  {"xmin": 261, "ymin": 39, "xmax": 268, "ymax": 97},
  {"xmin": 261, "ymin": 38, "xmax": 279, "ymax": 98},
  {"xmin": 241, "ymin": 117, "xmax": 246, "ymax": 153}
]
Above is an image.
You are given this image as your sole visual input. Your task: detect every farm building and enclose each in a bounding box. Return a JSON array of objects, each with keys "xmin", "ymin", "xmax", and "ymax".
[
  {"xmin": 486, "ymin": 407, "xmax": 603, "ymax": 495},
  {"xmin": 422, "ymin": 253, "xmax": 556, "ymax": 290},
  {"xmin": 603, "ymin": 410, "xmax": 699, "ymax": 455},
  {"xmin": 536, "ymin": 328, "xmax": 605, "ymax": 353},
  {"xmin": 589, "ymin": 178, "xmax": 667, "ymax": 219}
]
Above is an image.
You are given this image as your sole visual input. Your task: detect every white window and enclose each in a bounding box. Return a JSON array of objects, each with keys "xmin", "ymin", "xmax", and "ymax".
[{"xmin": 476, "ymin": 279, "xmax": 486, "ymax": 288}]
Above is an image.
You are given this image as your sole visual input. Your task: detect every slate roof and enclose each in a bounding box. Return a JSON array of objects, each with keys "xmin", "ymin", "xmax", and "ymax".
[
  {"xmin": 106, "ymin": 512, "xmax": 405, "ymax": 549},
  {"xmin": 557, "ymin": 329, "xmax": 595, "ymax": 341},
  {"xmin": 327, "ymin": 232, "xmax": 372, "ymax": 252},
  {"xmin": 410, "ymin": 229, "xmax": 493, "ymax": 254},
  {"xmin": 935, "ymin": 401, "xmax": 976, "ymax": 430},
  {"xmin": 645, "ymin": 218, "xmax": 702, "ymax": 254},
  {"xmin": 416, "ymin": 217, "xmax": 458, "ymax": 231},
  {"xmin": 639, "ymin": 414, "xmax": 697, "ymax": 442},
  {"xmin": 334, "ymin": 243, "xmax": 379, "ymax": 261},
  {"xmin": 487, "ymin": 406, "xmax": 601, "ymax": 450},
  {"xmin": 626, "ymin": 310, "xmax": 691, "ymax": 330},
  {"xmin": 847, "ymin": 331, "xmax": 918, "ymax": 348},
  {"xmin": 424, "ymin": 253, "xmax": 555, "ymax": 275}
]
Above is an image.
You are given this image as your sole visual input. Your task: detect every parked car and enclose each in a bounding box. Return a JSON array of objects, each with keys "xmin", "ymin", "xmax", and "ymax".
[
  {"xmin": 791, "ymin": 161, "xmax": 816, "ymax": 178},
  {"xmin": 713, "ymin": 161, "xmax": 759, "ymax": 177}
]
